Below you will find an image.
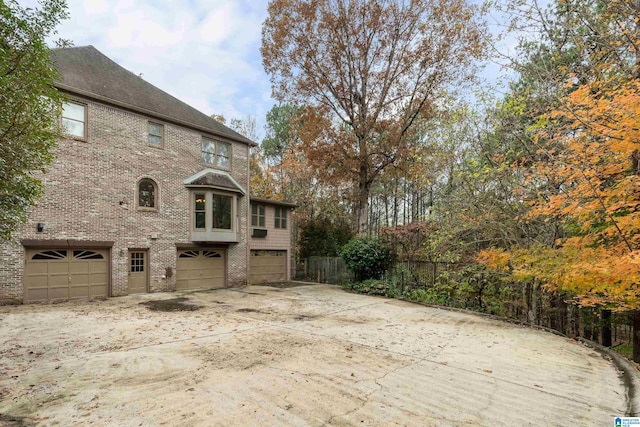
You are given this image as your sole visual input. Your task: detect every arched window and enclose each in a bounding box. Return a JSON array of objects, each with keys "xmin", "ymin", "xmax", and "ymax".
[{"xmin": 138, "ymin": 178, "xmax": 157, "ymax": 209}]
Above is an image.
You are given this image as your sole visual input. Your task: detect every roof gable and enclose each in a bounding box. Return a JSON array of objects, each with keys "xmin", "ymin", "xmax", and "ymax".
[
  {"xmin": 50, "ymin": 46, "xmax": 255, "ymax": 146},
  {"xmin": 183, "ymin": 169, "xmax": 246, "ymax": 195}
]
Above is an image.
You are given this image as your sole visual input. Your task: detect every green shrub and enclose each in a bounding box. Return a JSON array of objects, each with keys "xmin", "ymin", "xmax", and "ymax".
[
  {"xmin": 298, "ymin": 217, "xmax": 354, "ymax": 258},
  {"xmin": 340, "ymin": 237, "xmax": 394, "ymax": 281},
  {"xmin": 343, "ymin": 279, "xmax": 394, "ymax": 296}
]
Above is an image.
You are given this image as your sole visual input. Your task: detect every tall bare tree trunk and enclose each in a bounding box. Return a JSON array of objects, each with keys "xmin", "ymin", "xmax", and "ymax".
[
  {"xmin": 357, "ymin": 163, "xmax": 370, "ymax": 234},
  {"xmin": 393, "ymin": 178, "xmax": 399, "ymax": 227},
  {"xmin": 601, "ymin": 308, "xmax": 612, "ymax": 347},
  {"xmin": 633, "ymin": 310, "xmax": 640, "ymax": 363},
  {"xmin": 384, "ymin": 193, "xmax": 389, "ymax": 227}
]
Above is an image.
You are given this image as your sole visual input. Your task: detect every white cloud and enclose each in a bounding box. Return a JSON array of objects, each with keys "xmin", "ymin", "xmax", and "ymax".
[
  {"xmin": 197, "ymin": 3, "xmax": 237, "ymax": 44},
  {"xmin": 19, "ymin": 0, "xmax": 273, "ymax": 140}
]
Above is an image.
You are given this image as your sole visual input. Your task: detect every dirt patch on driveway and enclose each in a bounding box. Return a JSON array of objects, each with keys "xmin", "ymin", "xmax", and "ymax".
[
  {"xmin": 139, "ymin": 297, "xmax": 200, "ymax": 312},
  {"xmin": 0, "ymin": 284, "xmax": 627, "ymax": 426}
]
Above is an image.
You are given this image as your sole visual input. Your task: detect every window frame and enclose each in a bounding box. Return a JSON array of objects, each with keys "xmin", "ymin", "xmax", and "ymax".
[
  {"xmin": 275, "ymin": 207, "xmax": 287, "ymax": 229},
  {"xmin": 201, "ymin": 137, "xmax": 232, "ymax": 169},
  {"xmin": 61, "ymin": 101, "xmax": 87, "ymax": 140},
  {"xmin": 251, "ymin": 203, "xmax": 266, "ymax": 228},
  {"xmin": 212, "ymin": 193, "xmax": 233, "ymax": 230},
  {"xmin": 191, "ymin": 190, "xmax": 236, "ymax": 233},
  {"xmin": 194, "ymin": 193, "xmax": 206, "ymax": 230},
  {"xmin": 130, "ymin": 251, "xmax": 145, "ymax": 273},
  {"xmin": 148, "ymin": 121, "xmax": 164, "ymax": 148},
  {"xmin": 137, "ymin": 178, "xmax": 159, "ymax": 211}
]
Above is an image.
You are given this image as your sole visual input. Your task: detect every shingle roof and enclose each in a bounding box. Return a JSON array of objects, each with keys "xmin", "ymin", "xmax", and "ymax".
[
  {"xmin": 183, "ymin": 169, "xmax": 246, "ymax": 195},
  {"xmin": 250, "ymin": 197, "xmax": 297, "ymax": 208},
  {"xmin": 50, "ymin": 45, "xmax": 256, "ymax": 146}
]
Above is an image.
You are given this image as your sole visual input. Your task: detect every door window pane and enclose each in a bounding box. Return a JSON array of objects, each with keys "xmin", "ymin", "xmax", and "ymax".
[{"xmin": 130, "ymin": 252, "xmax": 145, "ymax": 272}]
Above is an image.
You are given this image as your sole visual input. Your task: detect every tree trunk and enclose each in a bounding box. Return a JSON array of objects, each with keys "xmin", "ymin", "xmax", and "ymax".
[
  {"xmin": 633, "ymin": 310, "xmax": 640, "ymax": 363},
  {"xmin": 524, "ymin": 281, "xmax": 533, "ymax": 324},
  {"xmin": 384, "ymin": 193, "xmax": 389, "ymax": 227},
  {"xmin": 601, "ymin": 309, "xmax": 612, "ymax": 347},
  {"xmin": 567, "ymin": 303, "xmax": 577, "ymax": 338},
  {"xmin": 531, "ymin": 280, "xmax": 540, "ymax": 325},
  {"xmin": 393, "ymin": 178, "xmax": 399, "ymax": 226},
  {"xmin": 357, "ymin": 163, "xmax": 371, "ymax": 234}
]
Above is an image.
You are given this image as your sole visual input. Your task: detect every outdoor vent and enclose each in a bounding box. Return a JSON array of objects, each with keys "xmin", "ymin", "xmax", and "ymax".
[{"xmin": 252, "ymin": 228, "xmax": 268, "ymax": 238}]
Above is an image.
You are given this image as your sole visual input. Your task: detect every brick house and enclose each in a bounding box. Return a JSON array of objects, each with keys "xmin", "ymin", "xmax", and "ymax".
[{"xmin": 0, "ymin": 46, "xmax": 295, "ymax": 304}]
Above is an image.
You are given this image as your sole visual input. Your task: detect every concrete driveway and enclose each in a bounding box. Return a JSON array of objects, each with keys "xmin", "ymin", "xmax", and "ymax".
[{"xmin": 0, "ymin": 284, "xmax": 627, "ymax": 426}]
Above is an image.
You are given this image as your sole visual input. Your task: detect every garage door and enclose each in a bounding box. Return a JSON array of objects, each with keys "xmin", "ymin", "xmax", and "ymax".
[
  {"xmin": 250, "ymin": 250, "xmax": 287, "ymax": 284},
  {"xmin": 176, "ymin": 249, "xmax": 225, "ymax": 291},
  {"xmin": 24, "ymin": 248, "xmax": 109, "ymax": 303}
]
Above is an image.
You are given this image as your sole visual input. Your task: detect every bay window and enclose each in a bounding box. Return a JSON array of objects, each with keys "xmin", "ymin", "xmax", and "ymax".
[{"xmin": 190, "ymin": 190, "xmax": 237, "ymax": 242}]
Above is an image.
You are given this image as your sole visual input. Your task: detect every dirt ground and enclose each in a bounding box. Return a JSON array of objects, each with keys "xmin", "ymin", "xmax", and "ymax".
[{"xmin": 0, "ymin": 284, "xmax": 627, "ymax": 426}]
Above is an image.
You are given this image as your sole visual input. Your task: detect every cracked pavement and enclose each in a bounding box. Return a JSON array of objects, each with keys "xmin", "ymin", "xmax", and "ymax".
[{"xmin": 0, "ymin": 284, "xmax": 626, "ymax": 426}]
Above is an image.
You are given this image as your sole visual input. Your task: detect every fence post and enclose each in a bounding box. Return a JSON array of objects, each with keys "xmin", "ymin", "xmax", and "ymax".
[{"xmin": 433, "ymin": 262, "xmax": 437, "ymax": 286}]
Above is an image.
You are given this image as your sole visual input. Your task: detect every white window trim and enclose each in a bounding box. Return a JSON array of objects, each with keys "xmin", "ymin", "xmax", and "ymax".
[
  {"xmin": 61, "ymin": 100, "xmax": 87, "ymax": 140},
  {"xmin": 148, "ymin": 121, "xmax": 164, "ymax": 148}
]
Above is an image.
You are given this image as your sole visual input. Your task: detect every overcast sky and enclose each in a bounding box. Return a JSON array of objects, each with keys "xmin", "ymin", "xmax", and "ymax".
[
  {"xmin": 20, "ymin": 0, "xmax": 538, "ymax": 141},
  {"xmin": 24, "ymin": 0, "xmax": 273, "ymax": 138}
]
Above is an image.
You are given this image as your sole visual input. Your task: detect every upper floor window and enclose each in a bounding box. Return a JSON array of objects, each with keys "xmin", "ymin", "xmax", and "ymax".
[
  {"xmin": 275, "ymin": 207, "xmax": 287, "ymax": 229},
  {"xmin": 201, "ymin": 138, "xmax": 230, "ymax": 168},
  {"xmin": 148, "ymin": 122, "xmax": 164, "ymax": 147},
  {"xmin": 61, "ymin": 101, "xmax": 86, "ymax": 139},
  {"xmin": 251, "ymin": 204, "xmax": 265, "ymax": 227},
  {"xmin": 138, "ymin": 178, "xmax": 157, "ymax": 209}
]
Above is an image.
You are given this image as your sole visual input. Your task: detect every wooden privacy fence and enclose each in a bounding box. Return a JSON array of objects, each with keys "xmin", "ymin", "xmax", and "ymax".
[{"xmin": 299, "ymin": 257, "xmax": 353, "ymax": 284}]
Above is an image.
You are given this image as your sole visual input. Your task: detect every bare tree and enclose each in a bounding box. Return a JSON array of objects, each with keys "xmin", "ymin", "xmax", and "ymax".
[{"xmin": 262, "ymin": 0, "xmax": 488, "ymax": 233}]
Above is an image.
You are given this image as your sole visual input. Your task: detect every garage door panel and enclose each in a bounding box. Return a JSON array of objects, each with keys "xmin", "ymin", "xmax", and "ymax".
[
  {"xmin": 188, "ymin": 267, "xmax": 202, "ymax": 280},
  {"xmin": 90, "ymin": 262, "xmax": 107, "ymax": 273},
  {"xmin": 25, "ymin": 272, "xmax": 53, "ymax": 286},
  {"xmin": 90, "ymin": 284, "xmax": 108, "ymax": 296},
  {"xmin": 201, "ymin": 267, "xmax": 223, "ymax": 279},
  {"xmin": 176, "ymin": 249, "xmax": 225, "ymax": 291},
  {"xmin": 48, "ymin": 274, "xmax": 69, "ymax": 287},
  {"xmin": 24, "ymin": 248, "xmax": 109, "ymax": 303},
  {"xmin": 69, "ymin": 286, "xmax": 89, "ymax": 299},
  {"xmin": 69, "ymin": 274, "xmax": 89, "ymax": 285},
  {"xmin": 69, "ymin": 262, "xmax": 89, "ymax": 273},
  {"xmin": 28, "ymin": 263, "xmax": 49, "ymax": 274},
  {"xmin": 250, "ymin": 251, "xmax": 287, "ymax": 284},
  {"xmin": 24, "ymin": 276, "xmax": 45, "ymax": 288},
  {"xmin": 48, "ymin": 286, "xmax": 69, "ymax": 300},
  {"xmin": 26, "ymin": 288, "xmax": 49, "ymax": 302},
  {"xmin": 49, "ymin": 263, "xmax": 70, "ymax": 274}
]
